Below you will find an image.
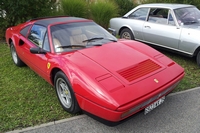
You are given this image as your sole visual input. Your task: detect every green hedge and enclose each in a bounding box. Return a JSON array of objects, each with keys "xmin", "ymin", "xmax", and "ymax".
[
  {"xmin": 90, "ymin": 0, "xmax": 119, "ymax": 29},
  {"xmin": 113, "ymin": 0, "xmax": 135, "ymax": 16},
  {"xmin": 61, "ymin": 0, "xmax": 88, "ymax": 18}
]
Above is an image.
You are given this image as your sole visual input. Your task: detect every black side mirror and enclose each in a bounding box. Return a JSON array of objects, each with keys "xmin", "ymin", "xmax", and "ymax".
[
  {"xmin": 30, "ymin": 47, "xmax": 46, "ymax": 54},
  {"xmin": 108, "ymin": 28, "xmax": 117, "ymax": 37}
]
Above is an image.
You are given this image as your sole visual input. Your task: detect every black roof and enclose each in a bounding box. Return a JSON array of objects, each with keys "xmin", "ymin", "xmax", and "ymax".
[{"xmin": 29, "ymin": 16, "xmax": 89, "ymax": 27}]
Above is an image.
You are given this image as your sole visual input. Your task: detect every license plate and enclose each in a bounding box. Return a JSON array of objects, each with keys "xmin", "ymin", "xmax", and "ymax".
[{"xmin": 144, "ymin": 96, "xmax": 165, "ymax": 115}]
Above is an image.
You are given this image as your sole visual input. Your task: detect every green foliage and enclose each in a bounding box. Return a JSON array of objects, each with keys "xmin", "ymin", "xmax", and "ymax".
[
  {"xmin": 0, "ymin": 18, "xmax": 7, "ymax": 40},
  {"xmin": 113, "ymin": 0, "xmax": 135, "ymax": 16},
  {"xmin": 0, "ymin": 8, "xmax": 7, "ymax": 40},
  {"xmin": 90, "ymin": 0, "xmax": 119, "ymax": 29},
  {"xmin": 0, "ymin": 0, "xmax": 58, "ymax": 27},
  {"xmin": 60, "ymin": 0, "xmax": 88, "ymax": 18},
  {"xmin": 0, "ymin": 0, "xmax": 59, "ymax": 40}
]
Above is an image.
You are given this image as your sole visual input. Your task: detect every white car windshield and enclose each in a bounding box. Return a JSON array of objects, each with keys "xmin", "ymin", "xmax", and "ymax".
[{"xmin": 174, "ymin": 7, "xmax": 200, "ymax": 25}]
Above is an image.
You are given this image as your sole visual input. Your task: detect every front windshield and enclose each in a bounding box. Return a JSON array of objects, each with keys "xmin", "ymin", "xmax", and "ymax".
[
  {"xmin": 174, "ymin": 7, "xmax": 200, "ymax": 25},
  {"xmin": 50, "ymin": 21, "xmax": 117, "ymax": 52}
]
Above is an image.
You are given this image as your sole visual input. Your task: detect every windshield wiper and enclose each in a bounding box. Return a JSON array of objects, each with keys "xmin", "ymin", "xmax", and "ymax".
[
  {"xmin": 91, "ymin": 44, "xmax": 102, "ymax": 46},
  {"xmin": 82, "ymin": 37, "xmax": 104, "ymax": 43},
  {"xmin": 104, "ymin": 38, "xmax": 117, "ymax": 42},
  {"xmin": 83, "ymin": 37, "xmax": 117, "ymax": 43},
  {"xmin": 57, "ymin": 45, "xmax": 86, "ymax": 48}
]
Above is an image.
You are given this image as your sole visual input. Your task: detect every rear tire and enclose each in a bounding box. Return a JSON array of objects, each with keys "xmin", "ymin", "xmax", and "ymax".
[
  {"xmin": 54, "ymin": 71, "xmax": 81, "ymax": 114},
  {"xmin": 196, "ymin": 51, "xmax": 200, "ymax": 67},
  {"xmin": 120, "ymin": 28, "xmax": 134, "ymax": 40},
  {"xmin": 10, "ymin": 42, "xmax": 25, "ymax": 67}
]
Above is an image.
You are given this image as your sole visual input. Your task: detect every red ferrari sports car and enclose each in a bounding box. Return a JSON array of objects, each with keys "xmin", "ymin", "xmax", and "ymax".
[{"xmin": 5, "ymin": 16, "xmax": 184, "ymax": 123}]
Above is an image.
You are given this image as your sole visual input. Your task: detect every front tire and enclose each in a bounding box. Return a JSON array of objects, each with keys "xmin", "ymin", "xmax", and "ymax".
[
  {"xmin": 10, "ymin": 42, "xmax": 25, "ymax": 67},
  {"xmin": 120, "ymin": 28, "xmax": 134, "ymax": 40},
  {"xmin": 54, "ymin": 71, "xmax": 80, "ymax": 114},
  {"xmin": 196, "ymin": 51, "xmax": 200, "ymax": 67}
]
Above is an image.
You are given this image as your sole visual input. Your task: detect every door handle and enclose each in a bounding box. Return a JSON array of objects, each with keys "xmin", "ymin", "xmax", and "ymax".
[{"xmin": 144, "ymin": 26, "xmax": 151, "ymax": 28}]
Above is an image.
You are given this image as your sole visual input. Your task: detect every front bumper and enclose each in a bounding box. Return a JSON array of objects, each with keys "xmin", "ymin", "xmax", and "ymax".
[{"xmin": 75, "ymin": 71, "xmax": 184, "ymax": 122}]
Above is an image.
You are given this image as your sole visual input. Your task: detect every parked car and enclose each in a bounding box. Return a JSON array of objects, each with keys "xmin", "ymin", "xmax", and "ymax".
[
  {"xmin": 110, "ymin": 3, "xmax": 200, "ymax": 66},
  {"xmin": 6, "ymin": 16, "xmax": 184, "ymax": 123}
]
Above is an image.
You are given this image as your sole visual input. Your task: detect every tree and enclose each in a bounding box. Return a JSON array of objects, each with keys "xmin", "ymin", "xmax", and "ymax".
[
  {"xmin": 0, "ymin": 0, "xmax": 59, "ymax": 39},
  {"xmin": 0, "ymin": 0, "xmax": 58, "ymax": 27}
]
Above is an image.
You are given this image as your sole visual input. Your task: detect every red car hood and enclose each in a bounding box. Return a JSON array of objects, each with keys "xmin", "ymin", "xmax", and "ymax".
[
  {"xmin": 80, "ymin": 43, "xmax": 148, "ymax": 71},
  {"xmin": 79, "ymin": 42, "xmax": 165, "ymax": 84}
]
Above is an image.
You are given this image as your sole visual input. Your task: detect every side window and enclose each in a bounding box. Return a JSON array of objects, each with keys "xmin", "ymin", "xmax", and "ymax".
[
  {"xmin": 20, "ymin": 25, "xmax": 31, "ymax": 37},
  {"xmin": 28, "ymin": 25, "xmax": 46, "ymax": 48},
  {"xmin": 128, "ymin": 8, "xmax": 149, "ymax": 21},
  {"xmin": 148, "ymin": 8, "xmax": 169, "ymax": 24}
]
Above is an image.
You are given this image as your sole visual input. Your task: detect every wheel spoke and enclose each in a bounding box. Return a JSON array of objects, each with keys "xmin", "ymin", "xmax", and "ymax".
[
  {"xmin": 60, "ymin": 93, "xmax": 66, "ymax": 99},
  {"xmin": 60, "ymin": 82, "xmax": 65, "ymax": 90},
  {"xmin": 66, "ymin": 94, "xmax": 71, "ymax": 99}
]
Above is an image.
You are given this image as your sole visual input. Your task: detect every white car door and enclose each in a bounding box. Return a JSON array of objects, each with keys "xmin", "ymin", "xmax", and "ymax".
[
  {"xmin": 142, "ymin": 9, "xmax": 181, "ymax": 50},
  {"xmin": 126, "ymin": 7, "xmax": 149, "ymax": 40}
]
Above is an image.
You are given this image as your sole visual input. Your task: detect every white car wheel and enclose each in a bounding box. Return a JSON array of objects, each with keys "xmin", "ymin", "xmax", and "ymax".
[{"xmin": 120, "ymin": 28, "xmax": 134, "ymax": 40}]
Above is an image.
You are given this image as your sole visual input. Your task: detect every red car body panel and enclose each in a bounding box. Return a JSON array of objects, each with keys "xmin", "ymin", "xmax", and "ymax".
[
  {"xmin": 5, "ymin": 16, "xmax": 184, "ymax": 122},
  {"xmin": 76, "ymin": 71, "xmax": 183, "ymax": 121}
]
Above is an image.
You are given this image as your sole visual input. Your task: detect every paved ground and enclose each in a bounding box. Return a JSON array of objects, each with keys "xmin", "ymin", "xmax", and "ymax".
[{"xmin": 7, "ymin": 87, "xmax": 200, "ymax": 133}]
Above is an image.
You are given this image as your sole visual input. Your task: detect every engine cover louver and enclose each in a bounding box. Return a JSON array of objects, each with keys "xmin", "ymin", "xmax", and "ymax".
[{"xmin": 117, "ymin": 59, "xmax": 161, "ymax": 82}]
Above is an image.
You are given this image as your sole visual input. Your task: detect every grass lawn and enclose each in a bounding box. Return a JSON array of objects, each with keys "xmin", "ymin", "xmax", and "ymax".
[
  {"xmin": 0, "ymin": 43, "xmax": 76, "ymax": 132},
  {"xmin": 0, "ymin": 42, "xmax": 200, "ymax": 132}
]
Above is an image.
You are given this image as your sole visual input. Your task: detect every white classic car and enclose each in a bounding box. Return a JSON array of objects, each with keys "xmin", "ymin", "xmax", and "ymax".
[{"xmin": 110, "ymin": 3, "xmax": 200, "ymax": 66}]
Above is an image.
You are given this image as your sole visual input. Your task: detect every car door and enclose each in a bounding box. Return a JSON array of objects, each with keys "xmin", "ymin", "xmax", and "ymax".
[
  {"xmin": 24, "ymin": 24, "xmax": 51, "ymax": 79},
  {"xmin": 143, "ymin": 8, "xmax": 181, "ymax": 50},
  {"xmin": 127, "ymin": 7, "xmax": 149, "ymax": 40}
]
